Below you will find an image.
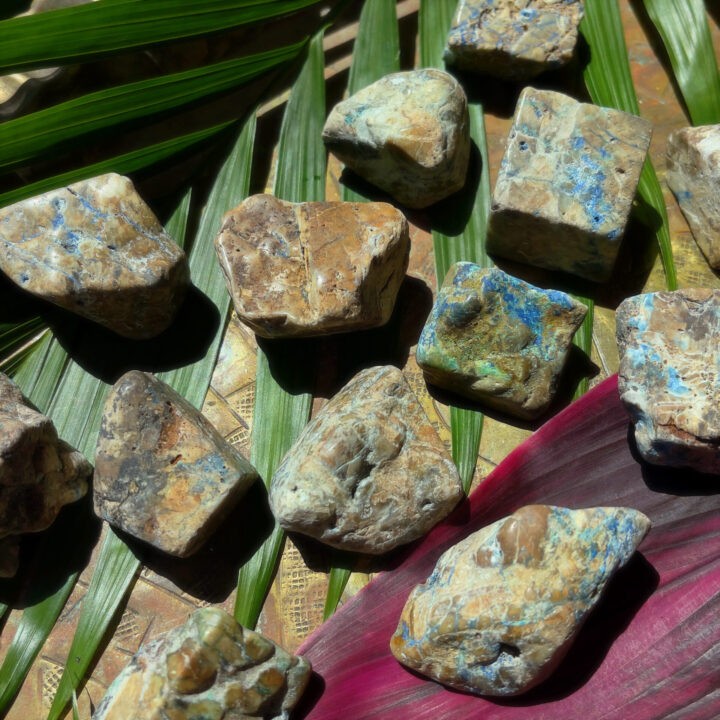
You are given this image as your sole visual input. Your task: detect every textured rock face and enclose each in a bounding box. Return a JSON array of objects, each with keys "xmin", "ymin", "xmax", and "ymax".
[
  {"xmin": 617, "ymin": 289, "xmax": 720, "ymax": 474},
  {"xmin": 0, "ymin": 373, "xmax": 90, "ymax": 568},
  {"xmin": 416, "ymin": 264, "xmax": 586, "ymax": 419},
  {"xmin": 94, "ymin": 607, "xmax": 311, "ymax": 720},
  {"xmin": 445, "ymin": 0, "xmax": 584, "ymax": 80},
  {"xmin": 666, "ymin": 124, "xmax": 720, "ymax": 270},
  {"xmin": 0, "ymin": 173, "xmax": 189, "ymax": 338},
  {"xmin": 215, "ymin": 195, "xmax": 409, "ymax": 338},
  {"xmin": 269, "ymin": 365, "xmax": 463, "ymax": 554},
  {"xmin": 391, "ymin": 505, "xmax": 651, "ymax": 696},
  {"xmin": 322, "ymin": 69, "xmax": 470, "ymax": 208},
  {"xmin": 487, "ymin": 88, "xmax": 652, "ymax": 282},
  {"xmin": 94, "ymin": 371, "xmax": 258, "ymax": 557}
]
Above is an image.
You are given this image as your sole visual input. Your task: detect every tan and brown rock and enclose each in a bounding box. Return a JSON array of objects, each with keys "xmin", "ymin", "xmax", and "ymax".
[
  {"xmin": 94, "ymin": 607, "xmax": 311, "ymax": 720},
  {"xmin": 269, "ymin": 365, "xmax": 463, "ymax": 554},
  {"xmin": 94, "ymin": 371, "xmax": 258, "ymax": 557},
  {"xmin": 391, "ymin": 505, "xmax": 651, "ymax": 696},
  {"xmin": 215, "ymin": 194, "xmax": 409, "ymax": 338},
  {"xmin": 0, "ymin": 173, "xmax": 189, "ymax": 338}
]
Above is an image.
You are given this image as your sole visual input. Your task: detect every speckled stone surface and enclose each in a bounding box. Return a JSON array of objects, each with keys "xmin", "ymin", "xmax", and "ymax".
[
  {"xmin": 391, "ymin": 504, "xmax": 650, "ymax": 696},
  {"xmin": 445, "ymin": 0, "xmax": 584, "ymax": 80},
  {"xmin": 94, "ymin": 607, "xmax": 311, "ymax": 720},
  {"xmin": 487, "ymin": 88, "xmax": 652, "ymax": 282},
  {"xmin": 322, "ymin": 69, "xmax": 470, "ymax": 208},
  {"xmin": 0, "ymin": 372, "xmax": 90, "ymax": 574},
  {"xmin": 617, "ymin": 289, "xmax": 720, "ymax": 474},
  {"xmin": 667, "ymin": 124, "xmax": 720, "ymax": 270},
  {"xmin": 416, "ymin": 264, "xmax": 586, "ymax": 419},
  {"xmin": 215, "ymin": 194, "xmax": 409, "ymax": 338},
  {"xmin": 0, "ymin": 173, "xmax": 189, "ymax": 338},
  {"xmin": 269, "ymin": 365, "xmax": 463, "ymax": 554},
  {"xmin": 94, "ymin": 371, "xmax": 258, "ymax": 557}
]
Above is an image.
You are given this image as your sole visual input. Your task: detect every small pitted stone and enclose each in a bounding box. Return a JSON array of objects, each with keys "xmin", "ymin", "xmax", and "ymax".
[
  {"xmin": 269, "ymin": 365, "xmax": 463, "ymax": 554},
  {"xmin": 391, "ymin": 505, "xmax": 650, "ymax": 696},
  {"xmin": 617, "ymin": 289, "xmax": 720, "ymax": 474},
  {"xmin": 94, "ymin": 371, "xmax": 258, "ymax": 557},
  {"xmin": 445, "ymin": 0, "xmax": 584, "ymax": 81},
  {"xmin": 93, "ymin": 608, "xmax": 311, "ymax": 720},
  {"xmin": 666, "ymin": 124, "xmax": 720, "ymax": 270},
  {"xmin": 416, "ymin": 264, "xmax": 586, "ymax": 419},
  {"xmin": 322, "ymin": 69, "xmax": 470, "ymax": 208},
  {"xmin": 0, "ymin": 372, "xmax": 90, "ymax": 574},
  {"xmin": 0, "ymin": 173, "xmax": 189, "ymax": 338},
  {"xmin": 214, "ymin": 194, "xmax": 409, "ymax": 338},
  {"xmin": 487, "ymin": 88, "xmax": 652, "ymax": 282}
]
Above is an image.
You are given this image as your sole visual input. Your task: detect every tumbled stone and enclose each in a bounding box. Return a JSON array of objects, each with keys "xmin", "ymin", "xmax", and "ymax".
[
  {"xmin": 322, "ymin": 69, "xmax": 470, "ymax": 208},
  {"xmin": 269, "ymin": 365, "xmax": 463, "ymax": 554},
  {"xmin": 445, "ymin": 0, "xmax": 584, "ymax": 81},
  {"xmin": 94, "ymin": 371, "xmax": 258, "ymax": 557},
  {"xmin": 0, "ymin": 373, "xmax": 90, "ymax": 569},
  {"xmin": 617, "ymin": 289, "xmax": 720, "ymax": 474},
  {"xmin": 391, "ymin": 504, "xmax": 650, "ymax": 696},
  {"xmin": 487, "ymin": 88, "xmax": 652, "ymax": 282},
  {"xmin": 215, "ymin": 194, "xmax": 409, "ymax": 338},
  {"xmin": 666, "ymin": 124, "xmax": 720, "ymax": 270},
  {"xmin": 94, "ymin": 607, "xmax": 311, "ymax": 720},
  {"xmin": 0, "ymin": 173, "xmax": 189, "ymax": 338},
  {"xmin": 416, "ymin": 264, "xmax": 586, "ymax": 419},
  {"xmin": 0, "ymin": 536, "xmax": 19, "ymax": 578}
]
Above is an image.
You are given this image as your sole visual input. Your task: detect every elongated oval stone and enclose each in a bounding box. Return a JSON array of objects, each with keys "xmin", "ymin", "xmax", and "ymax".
[
  {"xmin": 269, "ymin": 365, "xmax": 463, "ymax": 554},
  {"xmin": 416, "ymin": 263, "xmax": 586, "ymax": 419},
  {"xmin": 94, "ymin": 607, "xmax": 311, "ymax": 720},
  {"xmin": 617, "ymin": 289, "xmax": 720, "ymax": 474},
  {"xmin": 94, "ymin": 371, "xmax": 258, "ymax": 557},
  {"xmin": 391, "ymin": 505, "xmax": 651, "ymax": 696},
  {"xmin": 0, "ymin": 173, "xmax": 189, "ymax": 338},
  {"xmin": 214, "ymin": 194, "xmax": 409, "ymax": 338},
  {"xmin": 322, "ymin": 69, "xmax": 470, "ymax": 208}
]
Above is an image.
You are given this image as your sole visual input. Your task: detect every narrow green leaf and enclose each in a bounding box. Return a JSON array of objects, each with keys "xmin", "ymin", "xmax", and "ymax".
[
  {"xmin": 642, "ymin": 0, "xmax": 720, "ymax": 126},
  {"xmin": 323, "ymin": 566, "xmax": 351, "ymax": 621},
  {"xmin": 572, "ymin": 295, "xmax": 595, "ymax": 399},
  {"xmin": 418, "ymin": 0, "xmax": 454, "ymax": 72},
  {"xmin": 581, "ymin": 0, "xmax": 677, "ymax": 291},
  {"xmin": 71, "ymin": 691, "xmax": 80, "ymax": 720},
  {"xmin": 0, "ymin": 318, "xmax": 47, "ymax": 375}
]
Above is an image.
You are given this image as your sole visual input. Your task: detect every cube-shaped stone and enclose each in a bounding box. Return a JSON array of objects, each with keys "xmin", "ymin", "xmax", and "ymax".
[
  {"xmin": 322, "ymin": 69, "xmax": 470, "ymax": 208},
  {"xmin": 487, "ymin": 88, "xmax": 652, "ymax": 282},
  {"xmin": 444, "ymin": 0, "xmax": 585, "ymax": 81},
  {"xmin": 666, "ymin": 124, "xmax": 720, "ymax": 270},
  {"xmin": 617, "ymin": 289, "xmax": 720, "ymax": 474},
  {"xmin": 416, "ymin": 264, "xmax": 586, "ymax": 419}
]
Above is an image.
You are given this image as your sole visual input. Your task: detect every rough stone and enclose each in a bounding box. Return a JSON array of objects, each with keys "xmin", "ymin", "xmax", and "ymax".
[
  {"xmin": 94, "ymin": 607, "xmax": 311, "ymax": 720},
  {"xmin": 391, "ymin": 504, "xmax": 651, "ymax": 696},
  {"xmin": 666, "ymin": 124, "xmax": 720, "ymax": 270},
  {"xmin": 617, "ymin": 289, "xmax": 720, "ymax": 474},
  {"xmin": 0, "ymin": 536, "xmax": 20, "ymax": 578},
  {"xmin": 322, "ymin": 69, "xmax": 470, "ymax": 208},
  {"xmin": 416, "ymin": 264, "xmax": 586, "ymax": 419},
  {"xmin": 0, "ymin": 372, "xmax": 90, "ymax": 569},
  {"xmin": 486, "ymin": 88, "xmax": 652, "ymax": 282},
  {"xmin": 445, "ymin": 0, "xmax": 584, "ymax": 81},
  {"xmin": 215, "ymin": 194, "xmax": 409, "ymax": 338},
  {"xmin": 94, "ymin": 371, "xmax": 258, "ymax": 557},
  {"xmin": 0, "ymin": 173, "xmax": 189, "ymax": 338},
  {"xmin": 269, "ymin": 365, "xmax": 463, "ymax": 554}
]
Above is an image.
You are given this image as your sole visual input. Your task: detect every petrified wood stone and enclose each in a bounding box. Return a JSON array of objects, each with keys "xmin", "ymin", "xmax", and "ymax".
[
  {"xmin": 269, "ymin": 365, "xmax": 463, "ymax": 554},
  {"xmin": 391, "ymin": 505, "xmax": 651, "ymax": 696},
  {"xmin": 94, "ymin": 607, "xmax": 311, "ymax": 720},
  {"xmin": 322, "ymin": 69, "xmax": 470, "ymax": 208},
  {"xmin": 94, "ymin": 371, "xmax": 258, "ymax": 557},
  {"xmin": 215, "ymin": 194, "xmax": 409, "ymax": 338},
  {"xmin": 416, "ymin": 264, "xmax": 586, "ymax": 419},
  {"xmin": 617, "ymin": 289, "xmax": 720, "ymax": 474},
  {"xmin": 0, "ymin": 173, "xmax": 189, "ymax": 338},
  {"xmin": 445, "ymin": 0, "xmax": 584, "ymax": 80},
  {"xmin": 666, "ymin": 124, "xmax": 720, "ymax": 270},
  {"xmin": 487, "ymin": 88, "xmax": 652, "ymax": 282}
]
